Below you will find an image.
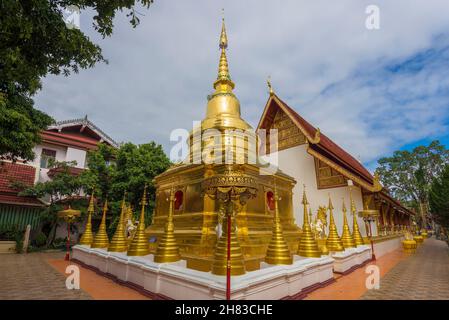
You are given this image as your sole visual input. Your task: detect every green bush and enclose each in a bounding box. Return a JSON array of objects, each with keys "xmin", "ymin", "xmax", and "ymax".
[{"xmin": 33, "ymin": 232, "xmax": 47, "ymax": 247}]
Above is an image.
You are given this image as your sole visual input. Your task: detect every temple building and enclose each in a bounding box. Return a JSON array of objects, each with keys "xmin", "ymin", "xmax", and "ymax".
[{"xmin": 73, "ymin": 16, "xmax": 416, "ymax": 300}]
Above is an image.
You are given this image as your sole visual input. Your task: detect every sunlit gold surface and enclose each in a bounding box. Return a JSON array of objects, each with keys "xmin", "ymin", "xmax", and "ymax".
[
  {"xmin": 402, "ymin": 239, "xmax": 417, "ymax": 254},
  {"xmin": 128, "ymin": 186, "xmax": 150, "ymax": 256},
  {"xmin": 413, "ymin": 235, "xmax": 424, "ymax": 244},
  {"xmin": 91, "ymin": 200, "xmax": 109, "ymax": 248},
  {"xmin": 265, "ymin": 187, "xmax": 292, "ymax": 265},
  {"xmin": 297, "ymin": 187, "xmax": 321, "ymax": 258},
  {"xmin": 154, "ymin": 187, "xmax": 181, "ymax": 263},
  {"xmin": 79, "ymin": 193, "xmax": 95, "ymax": 246},
  {"xmin": 146, "ymin": 18, "xmax": 300, "ymax": 272},
  {"xmin": 340, "ymin": 199, "xmax": 356, "ymax": 249},
  {"xmin": 326, "ymin": 196, "xmax": 344, "ymax": 252},
  {"xmin": 108, "ymin": 197, "xmax": 128, "ymax": 252},
  {"xmin": 350, "ymin": 191, "xmax": 365, "ymax": 246}
]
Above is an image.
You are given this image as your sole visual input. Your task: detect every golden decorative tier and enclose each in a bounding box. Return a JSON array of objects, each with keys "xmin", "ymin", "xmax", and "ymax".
[
  {"xmin": 340, "ymin": 199, "xmax": 356, "ymax": 249},
  {"xmin": 79, "ymin": 192, "xmax": 95, "ymax": 246},
  {"xmin": 297, "ymin": 187, "xmax": 321, "ymax": 258},
  {"xmin": 91, "ymin": 200, "xmax": 109, "ymax": 249},
  {"xmin": 326, "ymin": 196, "xmax": 344, "ymax": 252},
  {"xmin": 108, "ymin": 197, "xmax": 128, "ymax": 252},
  {"xmin": 402, "ymin": 239, "xmax": 417, "ymax": 254}
]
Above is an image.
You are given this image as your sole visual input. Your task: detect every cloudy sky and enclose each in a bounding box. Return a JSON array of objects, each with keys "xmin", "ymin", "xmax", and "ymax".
[{"xmin": 35, "ymin": 0, "xmax": 449, "ymax": 170}]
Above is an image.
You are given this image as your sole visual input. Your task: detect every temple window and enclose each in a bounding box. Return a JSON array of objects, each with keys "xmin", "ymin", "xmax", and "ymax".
[
  {"xmin": 266, "ymin": 191, "xmax": 275, "ymax": 211},
  {"xmin": 174, "ymin": 190, "xmax": 184, "ymax": 211}
]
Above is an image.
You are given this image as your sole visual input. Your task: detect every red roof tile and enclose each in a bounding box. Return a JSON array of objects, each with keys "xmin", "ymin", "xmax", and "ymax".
[
  {"xmin": 41, "ymin": 130, "xmax": 100, "ymax": 150},
  {"xmin": 0, "ymin": 162, "xmax": 43, "ymax": 207}
]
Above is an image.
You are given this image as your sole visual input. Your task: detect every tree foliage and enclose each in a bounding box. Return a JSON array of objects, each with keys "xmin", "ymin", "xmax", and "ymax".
[
  {"xmin": 0, "ymin": 0, "xmax": 154, "ymax": 161},
  {"xmin": 429, "ymin": 165, "xmax": 449, "ymax": 229},
  {"xmin": 375, "ymin": 140, "xmax": 449, "ymax": 208},
  {"xmin": 21, "ymin": 142, "xmax": 170, "ymax": 242}
]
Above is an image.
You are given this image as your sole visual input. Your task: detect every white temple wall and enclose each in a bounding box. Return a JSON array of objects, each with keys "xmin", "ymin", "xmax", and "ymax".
[{"xmin": 275, "ymin": 144, "xmax": 370, "ymax": 237}]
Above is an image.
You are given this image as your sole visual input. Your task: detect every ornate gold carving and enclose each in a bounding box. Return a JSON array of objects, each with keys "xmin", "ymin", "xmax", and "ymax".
[{"xmin": 315, "ymin": 158, "xmax": 346, "ymax": 189}]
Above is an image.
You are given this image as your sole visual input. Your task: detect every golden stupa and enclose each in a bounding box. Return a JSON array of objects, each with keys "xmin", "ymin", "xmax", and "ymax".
[
  {"xmin": 340, "ymin": 199, "xmax": 356, "ymax": 249},
  {"xmin": 265, "ymin": 187, "xmax": 293, "ymax": 265},
  {"xmin": 79, "ymin": 191, "xmax": 95, "ymax": 246},
  {"xmin": 145, "ymin": 16, "xmax": 301, "ymax": 272},
  {"xmin": 297, "ymin": 186, "xmax": 321, "ymax": 258},
  {"xmin": 350, "ymin": 190, "xmax": 365, "ymax": 246},
  {"xmin": 128, "ymin": 186, "xmax": 151, "ymax": 256},
  {"xmin": 108, "ymin": 195, "xmax": 128, "ymax": 252},
  {"xmin": 91, "ymin": 200, "xmax": 109, "ymax": 248},
  {"xmin": 326, "ymin": 196, "xmax": 344, "ymax": 252}
]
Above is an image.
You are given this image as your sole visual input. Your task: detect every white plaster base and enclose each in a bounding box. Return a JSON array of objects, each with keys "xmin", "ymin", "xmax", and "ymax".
[
  {"xmin": 330, "ymin": 245, "xmax": 371, "ymax": 274},
  {"xmin": 72, "ymin": 245, "xmax": 334, "ymax": 300},
  {"xmin": 373, "ymin": 236, "xmax": 404, "ymax": 258}
]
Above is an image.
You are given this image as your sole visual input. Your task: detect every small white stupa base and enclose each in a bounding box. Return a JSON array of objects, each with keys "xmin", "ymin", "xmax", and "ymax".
[
  {"xmin": 72, "ymin": 245, "xmax": 335, "ymax": 300},
  {"xmin": 330, "ymin": 245, "xmax": 372, "ymax": 274}
]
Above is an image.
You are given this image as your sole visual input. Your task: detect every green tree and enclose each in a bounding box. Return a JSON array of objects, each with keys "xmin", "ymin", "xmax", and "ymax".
[
  {"xmin": 19, "ymin": 160, "xmax": 88, "ymax": 245},
  {"xmin": 80, "ymin": 141, "xmax": 170, "ymax": 235},
  {"xmin": 429, "ymin": 165, "xmax": 449, "ymax": 229},
  {"xmin": 0, "ymin": 0, "xmax": 154, "ymax": 161},
  {"xmin": 376, "ymin": 140, "xmax": 449, "ymax": 225}
]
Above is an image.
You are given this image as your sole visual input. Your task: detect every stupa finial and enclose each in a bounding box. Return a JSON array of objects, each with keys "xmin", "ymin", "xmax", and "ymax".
[{"xmin": 214, "ymin": 10, "xmax": 234, "ymax": 91}]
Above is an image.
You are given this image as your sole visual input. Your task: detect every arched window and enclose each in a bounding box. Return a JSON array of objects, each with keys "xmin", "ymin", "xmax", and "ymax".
[
  {"xmin": 174, "ymin": 190, "xmax": 183, "ymax": 210},
  {"xmin": 266, "ymin": 191, "xmax": 275, "ymax": 211}
]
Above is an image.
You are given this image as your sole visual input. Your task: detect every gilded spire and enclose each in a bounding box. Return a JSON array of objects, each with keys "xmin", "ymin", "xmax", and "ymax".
[
  {"xmin": 213, "ymin": 11, "xmax": 235, "ymax": 92},
  {"xmin": 267, "ymin": 76, "xmax": 274, "ymax": 95},
  {"xmin": 128, "ymin": 185, "xmax": 150, "ymax": 256},
  {"xmin": 350, "ymin": 188, "xmax": 365, "ymax": 246},
  {"xmin": 265, "ymin": 187, "xmax": 293, "ymax": 265},
  {"xmin": 341, "ymin": 198, "xmax": 356, "ymax": 249},
  {"xmin": 297, "ymin": 185, "xmax": 321, "ymax": 258},
  {"xmin": 92, "ymin": 200, "xmax": 110, "ymax": 248},
  {"xmin": 326, "ymin": 194, "xmax": 344, "ymax": 252},
  {"xmin": 108, "ymin": 191, "xmax": 129, "ymax": 252},
  {"xmin": 79, "ymin": 189, "xmax": 94, "ymax": 246}
]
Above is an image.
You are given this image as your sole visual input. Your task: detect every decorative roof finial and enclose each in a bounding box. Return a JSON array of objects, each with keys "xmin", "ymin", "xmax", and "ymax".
[{"xmin": 267, "ymin": 75, "xmax": 274, "ymax": 96}]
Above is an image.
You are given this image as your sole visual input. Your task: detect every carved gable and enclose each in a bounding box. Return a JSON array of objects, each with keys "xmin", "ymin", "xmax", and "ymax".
[
  {"xmin": 269, "ymin": 108, "xmax": 307, "ymax": 151},
  {"xmin": 314, "ymin": 158, "xmax": 346, "ymax": 189}
]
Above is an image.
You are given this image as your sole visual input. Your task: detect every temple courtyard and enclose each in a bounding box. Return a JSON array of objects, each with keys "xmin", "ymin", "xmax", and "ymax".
[{"xmin": 0, "ymin": 237, "xmax": 448, "ymax": 300}]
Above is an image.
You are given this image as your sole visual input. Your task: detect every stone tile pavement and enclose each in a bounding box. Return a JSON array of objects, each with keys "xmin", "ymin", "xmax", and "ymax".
[
  {"xmin": 0, "ymin": 251, "xmax": 91, "ymax": 300},
  {"xmin": 362, "ymin": 237, "xmax": 449, "ymax": 300}
]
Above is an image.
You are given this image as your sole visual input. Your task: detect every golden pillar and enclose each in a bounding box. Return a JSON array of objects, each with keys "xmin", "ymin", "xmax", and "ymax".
[
  {"xmin": 108, "ymin": 194, "xmax": 128, "ymax": 252},
  {"xmin": 91, "ymin": 200, "xmax": 109, "ymax": 248},
  {"xmin": 79, "ymin": 191, "xmax": 95, "ymax": 246},
  {"xmin": 154, "ymin": 187, "xmax": 181, "ymax": 263},
  {"xmin": 128, "ymin": 186, "xmax": 150, "ymax": 256},
  {"xmin": 340, "ymin": 198, "xmax": 356, "ymax": 249},
  {"xmin": 326, "ymin": 195, "xmax": 344, "ymax": 252},
  {"xmin": 265, "ymin": 187, "xmax": 293, "ymax": 265},
  {"xmin": 297, "ymin": 186, "xmax": 321, "ymax": 258},
  {"xmin": 350, "ymin": 189, "xmax": 365, "ymax": 246}
]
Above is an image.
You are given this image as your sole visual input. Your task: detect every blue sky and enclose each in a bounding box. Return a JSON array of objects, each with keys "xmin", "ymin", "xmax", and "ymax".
[{"xmin": 34, "ymin": 0, "xmax": 449, "ymax": 172}]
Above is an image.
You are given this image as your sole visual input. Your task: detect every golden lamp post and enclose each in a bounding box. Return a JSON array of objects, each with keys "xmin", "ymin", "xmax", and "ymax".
[
  {"xmin": 202, "ymin": 165, "xmax": 258, "ymax": 300},
  {"xmin": 358, "ymin": 202, "xmax": 379, "ymax": 261},
  {"xmin": 57, "ymin": 206, "xmax": 81, "ymax": 261}
]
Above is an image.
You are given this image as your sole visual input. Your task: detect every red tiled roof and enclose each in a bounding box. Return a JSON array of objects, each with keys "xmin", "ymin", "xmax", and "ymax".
[
  {"xmin": 0, "ymin": 162, "xmax": 36, "ymax": 193},
  {"xmin": 41, "ymin": 130, "xmax": 100, "ymax": 150},
  {"xmin": 261, "ymin": 95, "xmax": 374, "ymax": 185},
  {"xmin": 0, "ymin": 194, "xmax": 44, "ymax": 207},
  {"xmin": 0, "ymin": 162, "xmax": 43, "ymax": 207}
]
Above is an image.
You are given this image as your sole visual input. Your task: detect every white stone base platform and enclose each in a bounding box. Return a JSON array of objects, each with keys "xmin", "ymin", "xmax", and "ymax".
[
  {"xmin": 372, "ymin": 235, "xmax": 404, "ymax": 258},
  {"xmin": 331, "ymin": 245, "xmax": 372, "ymax": 274},
  {"xmin": 72, "ymin": 245, "xmax": 335, "ymax": 300}
]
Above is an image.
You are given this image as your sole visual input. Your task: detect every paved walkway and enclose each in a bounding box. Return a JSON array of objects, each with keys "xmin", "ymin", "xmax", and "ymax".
[
  {"xmin": 1, "ymin": 238, "xmax": 448, "ymax": 299},
  {"xmin": 362, "ymin": 238, "xmax": 449, "ymax": 300},
  {"xmin": 0, "ymin": 251, "xmax": 91, "ymax": 300}
]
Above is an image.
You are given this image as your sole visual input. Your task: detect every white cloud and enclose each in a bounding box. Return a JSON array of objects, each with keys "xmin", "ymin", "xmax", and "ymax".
[{"xmin": 34, "ymin": 0, "xmax": 449, "ymax": 168}]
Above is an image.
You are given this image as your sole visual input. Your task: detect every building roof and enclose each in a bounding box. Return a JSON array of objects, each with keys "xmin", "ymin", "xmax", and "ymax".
[
  {"xmin": 257, "ymin": 93, "xmax": 382, "ymax": 192},
  {"xmin": 0, "ymin": 162, "xmax": 44, "ymax": 207},
  {"xmin": 46, "ymin": 115, "xmax": 118, "ymax": 148}
]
